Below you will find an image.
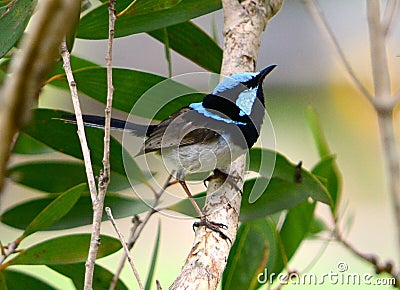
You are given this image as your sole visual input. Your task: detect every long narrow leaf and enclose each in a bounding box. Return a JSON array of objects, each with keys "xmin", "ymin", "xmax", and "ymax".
[
  {"xmin": 0, "ymin": 0, "xmax": 36, "ymax": 58},
  {"xmin": 3, "ymin": 269, "xmax": 56, "ymax": 290},
  {"xmin": 49, "ymin": 263, "xmax": 128, "ymax": 290},
  {"xmin": 22, "ymin": 184, "xmax": 84, "ymax": 238},
  {"xmin": 7, "ymin": 160, "xmax": 130, "ymax": 193},
  {"xmin": 21, "ymin": 109, "xmax": 146, "ymax": 183},
  {"xmin": 148, "ymin": 21, "xmax": 222, "ymax": 73},
  {"xmin": 77, "ymin": 0, "xmax": 222, "ymax": 39},
  {"xmin": 1, "ymin": 193, "xmax": 149, "ymax": 231},
  {"xmin": 144, "ymin": 221, "xmax": 161, "ymax": 290},
  {"xmin": 222, "ymin": 218, "xmax": 278, "ymax": 290},
  {"xmin": 8, "ymin": 234, "xmax": 121, "ymax": 265}
]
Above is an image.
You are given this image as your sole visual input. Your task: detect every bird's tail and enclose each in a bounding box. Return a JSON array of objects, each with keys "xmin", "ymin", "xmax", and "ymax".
[{"xmin": 60, "ymin": 114, "xmax": 156, "ymax": 137}]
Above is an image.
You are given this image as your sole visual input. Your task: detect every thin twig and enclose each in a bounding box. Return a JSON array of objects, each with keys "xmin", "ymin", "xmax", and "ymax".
[
  {"xmin": 301, "ymin": 0, "xmax": 375, "ymax": 103},
  {"xmin": 106, "ymin": 207, "xmax": 144, "ymax": 290},
  {"xmin": 382, "ymin": 0, "xmax": 399, "ymax": 37},
  {"xmin": 108, "ymin": 215, "xmax": 142, "ymax": 290},
  {"xmin": 0, "ymin": 240, "xmax": 19, "ymax": 267},
  {"xmin": 60, "ymin": 41, "xmax": 98, "ymax": 203},
  {"xmin": 335, "ymin": 230, "xmax": 399, "ymax": 287},
  {"xmin": 109, "ymin": 175, "xmax": 172, "ymax": 290},
  {"xmin": 83, "ymin": 1, "xmax": 117, "ymax": 289},
  {"xmin": 156, "ymin": 280, "xmax": 162, "ymax": 290}
]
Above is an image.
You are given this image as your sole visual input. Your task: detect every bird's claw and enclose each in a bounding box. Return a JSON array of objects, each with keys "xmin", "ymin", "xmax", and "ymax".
[{"xmin": 193, "ymin": 216, "xmax": 231, "ymax": 243}]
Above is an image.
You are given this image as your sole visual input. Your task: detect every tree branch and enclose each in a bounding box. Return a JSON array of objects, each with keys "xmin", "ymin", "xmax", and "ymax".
[
  {"xmin": 169, "ymin": 1, "xmax": 283, "ymax": 289},
  {"xmin": 367, "ymin": 0, "xmax": 400, "ymax": 263},
  {"xmin": 106, "ymin": 207, "xmax": 144, "ymax": 290},
  {"xmin": 0, "ymin": 0, "xmax": 80, "ymax": 194},
  {"xmin": 109, "ymin": 175, "xmax": 172, "ymax": 290},
  {"xmin": 60, "ymin": 41, "xmax": 98, "ymax": 203},
  {"xmin": 83, "ymin": 1, "xmax": 117, "ymax": 289},
  {"xmin": 301, "ymin": 0, "xmax": 375, "ymax": 103},
  {"xmin": 335, "ymin": 229, "xmax": 399, "ymax": 287}
]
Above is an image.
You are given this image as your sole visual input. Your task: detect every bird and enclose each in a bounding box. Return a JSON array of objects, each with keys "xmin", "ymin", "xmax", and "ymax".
[{"xmin": 61, "ymin": 64, "xmax": 277, "ymax": 239}]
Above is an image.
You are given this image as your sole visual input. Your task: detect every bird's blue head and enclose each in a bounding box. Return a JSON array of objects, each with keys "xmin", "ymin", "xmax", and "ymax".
[
  {"xmin": 210, "ymin": 65, "xmax": 277, "ymax": 117},
  {"xmin": 189, "ymin": 64, "xmax": 277, "ymax": 148},
  {"xmin": 194, "ymin": 65, "xmax": 276, "ymax": 122}
]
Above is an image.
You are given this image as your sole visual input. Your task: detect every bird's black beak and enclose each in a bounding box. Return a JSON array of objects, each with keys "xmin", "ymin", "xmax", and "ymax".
[{"xmin": 257, "ymin": 64, "xmax": 277, "ymax": 84}]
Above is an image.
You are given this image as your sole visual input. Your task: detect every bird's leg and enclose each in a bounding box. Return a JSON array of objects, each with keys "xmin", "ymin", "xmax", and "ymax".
[
  {"xmin": 178, "ymin": 180, "xmax": 230, "ymax": 241},
  {"xmin": 204, "ymin": 168, "xmax": 243, "ymax": 195}
]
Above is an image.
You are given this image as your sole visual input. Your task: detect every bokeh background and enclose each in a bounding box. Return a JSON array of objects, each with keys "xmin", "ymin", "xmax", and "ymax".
[{"xmin": 1, "ymin": 0, "xmax": 399, "ymax": 288}]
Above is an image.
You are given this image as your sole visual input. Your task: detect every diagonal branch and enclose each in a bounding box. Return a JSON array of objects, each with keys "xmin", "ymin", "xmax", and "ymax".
[
  {"xmin": 60, "ymin": 41, "xmax": 98, "ymax": 203},
  {"xmin": 106, "ymin": 207, "xmax": 144, "ymax": 290},
  {"xmin": 302, "ymin": 0, "xmax": 375, "ymax": 103}
]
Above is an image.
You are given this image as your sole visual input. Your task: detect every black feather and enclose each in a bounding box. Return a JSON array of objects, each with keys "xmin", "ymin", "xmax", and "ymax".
[{"xmin": 61, "ymin": 114, "xmax": 156, "ymax": 137}]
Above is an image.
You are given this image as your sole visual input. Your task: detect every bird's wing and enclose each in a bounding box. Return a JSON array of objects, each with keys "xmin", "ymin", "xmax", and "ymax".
[{"xmin": 139, "ymin": 107, "xmax": 222, "ymax": 154}]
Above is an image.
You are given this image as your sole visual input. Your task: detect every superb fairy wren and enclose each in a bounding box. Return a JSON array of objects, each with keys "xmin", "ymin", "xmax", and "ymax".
[{"xmin": 62, "ymin": 64, "xmax": 276, "ymax": 239}]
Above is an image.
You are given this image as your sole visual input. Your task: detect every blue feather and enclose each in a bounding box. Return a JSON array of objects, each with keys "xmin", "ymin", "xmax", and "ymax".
[
  {"xmin": 212, "ymin": 72, "xmax": 258, "ymax": 94},
  {"xmin": 189, "ymin": 102, "xmax": 246, "ymax": 125},
  {"xmin": 236, "ymin": 88, "xmax": 257, "ymax": 116}
]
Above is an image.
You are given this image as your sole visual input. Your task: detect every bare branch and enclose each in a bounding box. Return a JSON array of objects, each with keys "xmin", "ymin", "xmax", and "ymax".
[
  {"xmin": 60, "ymin": 41, "xmax": 98, "ymax": 203},
  {"xmin": 0, "ymin": 239, "xmax": 19, "ymax": 267},
  {"xmin": 109, "ymin": 175, "xmax": 172, "ymax": 290},
  {"xmin": 106, "ymin": 207, "xmax": 144, "ymax": 290},
  {"xmin": 367, "ymin": 0, "xmax": 400, "ymax": 263},
  {"xmin": 335, "ymin": 230, "xmax": 399, "ymax": 287},
  {"xmin": 169, "ymin": 1, "xmax": 284, "ymax": 289},
  {"xmin": 84, "ymin": 1, "xmax": 117, "ymax": 289},
  {"xmin": 382, "ymin": 0, "xmax": 399, "ymax": 37},
  {"xmin": 302, "ymin": 0, "xmax": 375, "ymax": 103},
  {"xmin": 0, "ymin": 0, "xmax": 80, "ymax": 194}
]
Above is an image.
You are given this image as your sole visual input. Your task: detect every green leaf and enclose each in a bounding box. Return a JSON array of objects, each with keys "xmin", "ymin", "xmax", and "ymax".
[
  {"xmin": 222, "ymin": 218, "xmax": 277, "ymax": 290},
  {"xmin": 47, "ymin": 68, "xmax": 204, "ymax": 120},
  {"xmin": 248, "ymin": 148, "xmax": 332, "ymax": 205},
  {"xmin": 49, "ymin": 263, "xmax": 128, "ymax": 290},
  {"xmin": 47, "ymin": 55, "xmax": 99, "ymax": 81},
  {"xmin": 272, "ymin": 200, "xmax": 316, "ymax": 274},
  {"xmin": 148, "ymin": 21, "xmax": 222, "ymax": 73},
  {"xmin": 312, "ymin": 155, "xmax": 341, "ymax": 212},
  {"xmin": 0, "ymin": 270, "xmax": 6, "ymax": 290},
  {"xmin": 308, "ymin": 216, "xmax": 328, "ymax": 236},
  {"xmin": 119, "ymin": 0, "xmax": 182, "ymax": 17},
  {"xmin": 3, "ymin": 269, "xmax": 56, "ymax": 290},
  {"xmin": 306, "ymin": 107, "xmax": 341, "ymax": 213},
  {"xmin": 0, "ymin": 0, "xmax": 36, "ymax": 58},
  {"xmin": 168, "ymin": 149, "xmax": 331, "ymax": 220},
  {"xmin": 145, "ymin": 221, "xmax": 161, "ymax": 290},
  {"xmin": 77, "ymin": 0, "xmax": 222, "ymax": 39},
  {"xmin": 8, "ymin": 234, "xmax": 121, "ymax": 265},
  {"xmin": 21, "ymin": 109, "xmax": 146, "ymax": 183},
  {"xmin": 240, "ymin": 178, "xmax": 311, "ymax": 222},
  {"xmin": 12, "ymin": 133, "xmax": 53, "ymax": 155},
  {"xmin": 167, "ymin": 175, "xmax": 322, "ymax": 221},
  {"xmin": 1, "ymin": 193, "xmax": 149, "ymax": 230},
  {"xmin": 22, "ymin": 184, "xmax": 84, "ymax": 238},
  {"xmin": 306, "ymin": 106, "xmax": 331, "ymax": 158},
  {"xmin": 7, "ymin": 160, "xmax": 130, "ymax": 193},
  {"xmin": 160, "ymin": 27, "xmax": 172, "ymax": 77}
]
